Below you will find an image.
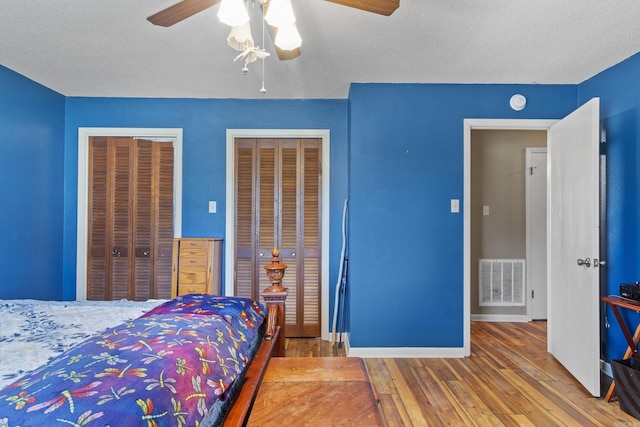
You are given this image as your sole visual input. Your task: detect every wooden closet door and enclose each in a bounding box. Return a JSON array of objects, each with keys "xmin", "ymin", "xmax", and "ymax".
[
  {"xmin": 235, "ymin": 138, "xmax": 275, "ymax": 302},
  {"xmin": 299, "ymin": 139, "xmax": 321, "ymax": 336},
  {"xmin": 87, "ymin": 137, "xmax": 174, "ymax": 300},
  {"xmin": 133, "ymin": 139, "xmax": 175, "ymax": 300},
  {"xmin": 235, "ymin": 137, "xmax": 321, "ymax": 337}
]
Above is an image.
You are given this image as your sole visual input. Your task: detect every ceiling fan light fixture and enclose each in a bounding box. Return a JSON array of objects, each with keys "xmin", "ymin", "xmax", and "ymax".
[
  {"xmin": 274, "ymin": 23, "xmax": 302, "ymax": 51},
  {"xmin": 218, "ymin": 0, "xmax": 250, "ymax": 27},
  {"xmin": 264, "ymin": 0, "xmax": 296, "ymax": 27},
  {"xmin": 227, "ymin": 21, "xmax": 255, "ymax": 51}
]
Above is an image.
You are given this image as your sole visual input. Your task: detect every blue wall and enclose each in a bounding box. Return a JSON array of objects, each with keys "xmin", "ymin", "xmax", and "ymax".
[
  {"xmin": 3, "ymin": 51, "xmax": 640, "ymax": 355},
  {"xmin": 0, "ymin": 66, "xmax": 65, "ymax": 299},
  {"xmin": 347, "ymin": 83, "xmax": 578, "ymax": 347},
  {"xmin": 579, "ymin": 53, "xmax": 640, "ymax": 362},
  {"xmin": 63, "ymin": 98, "xmax": 349, "ymax": 300}
]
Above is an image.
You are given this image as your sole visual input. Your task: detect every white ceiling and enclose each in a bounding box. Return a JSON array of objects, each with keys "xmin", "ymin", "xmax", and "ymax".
[{"xmin": 2, "ymin": 0, "xmax": 640, "ymax": 99}]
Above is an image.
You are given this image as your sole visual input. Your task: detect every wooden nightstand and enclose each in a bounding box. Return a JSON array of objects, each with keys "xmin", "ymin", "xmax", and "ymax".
[{"xmin": 171, "ymin": 238, "xmax": 222, "ymax": 297}]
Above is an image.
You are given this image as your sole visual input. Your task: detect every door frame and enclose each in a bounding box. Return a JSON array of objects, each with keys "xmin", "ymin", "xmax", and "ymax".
[
  {"xmin": 225, "ymin": 129, "xmax": 331, "ymax": 340},
  {"xmin": 463, "ymin": 119, "xmax": 556, "ymax": 356},
  {"xmin": 76, "ymin": 127, "xmax": 184, "ymax": 300},
  {"xmin": 526, "ymin": 147, "xmax": 548, "ymax": 320}
]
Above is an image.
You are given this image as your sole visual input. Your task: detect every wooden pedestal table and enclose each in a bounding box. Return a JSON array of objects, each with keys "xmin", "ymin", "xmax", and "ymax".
[{"xmin": 247, "ymin": 357, "xmax": 383, "ymax": 426}]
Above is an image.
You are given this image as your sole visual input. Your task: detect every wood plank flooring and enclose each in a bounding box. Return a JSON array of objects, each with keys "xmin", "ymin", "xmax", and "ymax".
[{"xmin": 284, "ymin": 322, "xmax": 639, "ymax": 426}]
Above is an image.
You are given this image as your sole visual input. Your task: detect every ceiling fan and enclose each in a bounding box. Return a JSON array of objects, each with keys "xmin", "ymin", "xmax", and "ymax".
[{"xmin": 147, "ymin": 0, "xmax": 400, "ymax": 61}]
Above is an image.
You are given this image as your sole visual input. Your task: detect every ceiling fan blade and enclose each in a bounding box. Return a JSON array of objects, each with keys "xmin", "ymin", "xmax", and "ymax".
[
  {"xmin": 326, "ymin": 0, "xmax": 399, "ymax": 16},
  {"xmin": 147, "ymin": 0, "xmax": 221, "ymax": 27}
]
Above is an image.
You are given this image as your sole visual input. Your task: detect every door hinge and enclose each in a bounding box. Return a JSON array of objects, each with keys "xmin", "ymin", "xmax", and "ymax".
[{"xmin": 532, "ymin": 289, "xmax": 535, "ymax": 298}]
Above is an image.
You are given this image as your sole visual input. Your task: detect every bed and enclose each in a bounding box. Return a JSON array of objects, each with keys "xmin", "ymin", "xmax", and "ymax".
[{"xmin": 0, "ymin": 250, "xmax": 288, "ymax": 427}]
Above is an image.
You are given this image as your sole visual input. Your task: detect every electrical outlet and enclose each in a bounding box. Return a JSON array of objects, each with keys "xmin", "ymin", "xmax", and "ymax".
[{"xmin": 483, "ymin": 205, "xmax": 490, "ymax": 216}]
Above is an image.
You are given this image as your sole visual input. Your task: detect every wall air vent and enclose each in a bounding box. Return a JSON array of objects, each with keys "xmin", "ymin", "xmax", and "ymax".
[{"xmin": 479, "ymin": 259, "xmax": 525, "ymax": 306}]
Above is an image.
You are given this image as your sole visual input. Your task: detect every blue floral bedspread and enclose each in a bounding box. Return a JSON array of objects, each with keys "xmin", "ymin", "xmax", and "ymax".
[
  {"xmin": 0, "ymin": 299, "xmax": 164, "ymax": 388},
  {"xmin": 0, "ymin": 294, "xmax": 266, "ymax": 427}
]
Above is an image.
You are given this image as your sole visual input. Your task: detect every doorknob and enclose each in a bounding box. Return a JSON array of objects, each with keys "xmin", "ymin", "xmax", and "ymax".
[{"xmin": 577, "ymin": 257, "xmax": 591, "ymax": 267}]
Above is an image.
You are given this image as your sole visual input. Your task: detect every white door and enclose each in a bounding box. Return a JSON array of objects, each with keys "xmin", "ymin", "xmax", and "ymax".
[
  {"xmin": 526, "ymin": 148, "xmax": 547, "ymax": 320},
  {"xmin": 547, "ymin": 98, "xmax": 601, "ymax": 397}
]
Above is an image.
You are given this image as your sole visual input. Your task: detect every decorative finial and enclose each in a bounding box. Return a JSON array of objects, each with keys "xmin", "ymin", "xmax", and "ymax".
[{"xmin": 264, "ymin": 247, "xmax": 286, "ymax": 292}]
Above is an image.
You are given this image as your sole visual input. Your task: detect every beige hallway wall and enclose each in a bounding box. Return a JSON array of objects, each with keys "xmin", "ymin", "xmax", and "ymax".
[{"xmin": 470, "ymin": 129, "xmax": 546, "ymax": 316}]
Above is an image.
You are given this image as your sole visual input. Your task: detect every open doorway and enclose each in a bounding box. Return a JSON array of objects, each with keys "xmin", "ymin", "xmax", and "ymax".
[
  {"xmin": 470, "ymin": 129, "xmax": 547, "ymax": 322},
  {"xmin": 464, "ymin": 101, "xmax": 603, "ymax": 396},
  {"xmin": 462, "ymin": 119, "xmax": 557, "ymax": 356}
]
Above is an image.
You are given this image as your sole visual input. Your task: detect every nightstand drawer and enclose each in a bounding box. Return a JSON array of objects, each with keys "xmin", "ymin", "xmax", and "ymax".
[
  {"xmin": 179, "ymin": 269, "xmax": 207, "ymax": 284},
  {"xmin": 177, "ymin": 283, "xmax": 208, "ymax": 295},
  {"xmin": 179, "ymin": 256, "xmax": 207, "ymax": 267},
  {"xmin": 179, "ymin": 246, "xmax": 207, "ymax": 257}
]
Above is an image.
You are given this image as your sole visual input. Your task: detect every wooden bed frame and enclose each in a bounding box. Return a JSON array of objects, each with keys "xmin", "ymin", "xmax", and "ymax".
[
  {"xmin": 0, "ymin": 250, "xmax": 287, "ymax": 427},
  {"xmin": 222, "ymin": 248, "xmax": 288, "ymax": 426}
]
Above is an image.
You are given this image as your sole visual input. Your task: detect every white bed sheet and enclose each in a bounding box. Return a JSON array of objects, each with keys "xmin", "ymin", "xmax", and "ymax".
[{"xmin": 0, "ymin": 299, "xmax": 164, "ymax": 389}]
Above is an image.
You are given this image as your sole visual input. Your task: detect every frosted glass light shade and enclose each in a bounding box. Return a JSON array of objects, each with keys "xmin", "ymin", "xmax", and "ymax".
[
  {"xmin": 227, "ymin": 21, "xmax": 255, "ymax": 51},
  {"xmin": 274, "ymin": 23, "xmax": 302, "ymax": 50},
  {"xmin": 264, "ymin": 0, "xmax": 296, "ymax": 27},
  {"xmin": 218, "ymin": 0, "xmax": 249, "ymax": 27}
]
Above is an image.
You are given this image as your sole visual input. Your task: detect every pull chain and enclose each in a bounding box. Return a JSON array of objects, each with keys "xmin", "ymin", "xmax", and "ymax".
[{"xmin": 260, "ymin": 2, "xmax": 266, "ymax": 95}]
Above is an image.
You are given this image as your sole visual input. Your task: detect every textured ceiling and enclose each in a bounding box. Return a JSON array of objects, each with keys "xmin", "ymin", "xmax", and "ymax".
[{"xmin": 2, "ymin": 0, "xmax": 640, "ymax": 99}]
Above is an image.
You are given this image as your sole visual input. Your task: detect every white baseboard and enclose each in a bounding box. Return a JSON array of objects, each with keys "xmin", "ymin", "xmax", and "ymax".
[
  {"xmin": 470, "ymin": 314, "xmax": 530, "ymax": 322},
  {"xmin": 342, "ymin": 331, "xmax": 464, "ymax": 358}
]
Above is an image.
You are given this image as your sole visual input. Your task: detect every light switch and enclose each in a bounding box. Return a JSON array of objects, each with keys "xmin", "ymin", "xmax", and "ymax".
[
  {"xmin": 450, "ymin": 199, "xmax": 460, "ymax": 213},
  {"xmin": 208, "ymin": 201, "xmax": 217, "ymax": 214},
  {"xmin": 483, "ymin": 205, "xmax": 490, "ymax": 216}
]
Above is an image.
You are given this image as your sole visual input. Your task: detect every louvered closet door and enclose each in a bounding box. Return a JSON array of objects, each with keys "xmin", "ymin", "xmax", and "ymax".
[
  {"xmin": 235, "ymin": 138, "xmax": 321, "ymax": 337},
  {"xmin": 87, "ymin": 137, "xmax": 174, "ymax": 300}
]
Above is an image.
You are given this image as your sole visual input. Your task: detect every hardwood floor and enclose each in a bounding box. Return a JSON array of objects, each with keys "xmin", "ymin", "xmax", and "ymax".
[
  {"xmin": 285, "ymin": 336, "xmax": 347, "ymax": 357},
  {"xmin": 285, "ymin": 322, "xmax": 639, "ymax": 426}
]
